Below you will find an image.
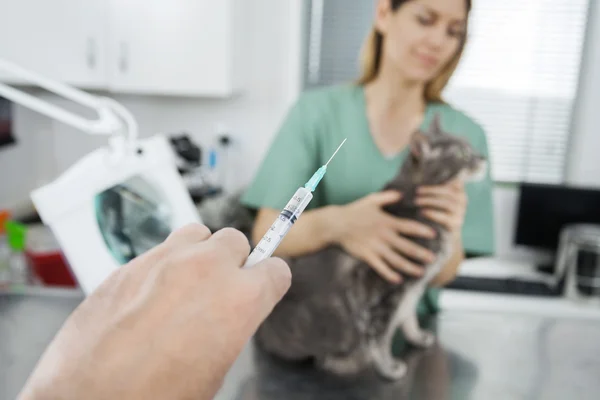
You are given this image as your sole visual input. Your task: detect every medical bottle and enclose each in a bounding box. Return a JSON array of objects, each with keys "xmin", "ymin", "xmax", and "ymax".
[{"xmin": 6, "ymin": 220, "xmax": 30, "ymax": 287}]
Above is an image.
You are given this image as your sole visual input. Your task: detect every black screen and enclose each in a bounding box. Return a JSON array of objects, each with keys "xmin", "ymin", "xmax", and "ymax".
[
  {"xmin": 0, "ymin": 97, "xmax": 15, "ymax": 148},
  {"xmin": 514, "ymin": 183, "xmax": 600, "ymax": 251}
]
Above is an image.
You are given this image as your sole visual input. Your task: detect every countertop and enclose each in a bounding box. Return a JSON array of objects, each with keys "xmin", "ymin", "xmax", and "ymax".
[{"xmin": 2, "ymin": 287, "xmax": 600, "ymax": 400}]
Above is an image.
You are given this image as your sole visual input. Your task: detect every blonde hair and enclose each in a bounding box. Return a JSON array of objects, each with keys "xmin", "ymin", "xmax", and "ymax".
[{"xmin": 357, "ymin": 1, "xmax": 471, "ymax": 103}]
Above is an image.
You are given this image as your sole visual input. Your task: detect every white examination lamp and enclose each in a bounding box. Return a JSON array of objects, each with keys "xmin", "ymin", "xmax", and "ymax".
[{"xmin": 0, "ymin": 59, "xmax": 201, "ymax": 294}]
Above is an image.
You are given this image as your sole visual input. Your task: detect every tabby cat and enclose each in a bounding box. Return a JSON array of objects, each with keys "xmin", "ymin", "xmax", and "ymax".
[{"xmin": 254, "ymin": 113, "xmax": 487, "ymax": 380}]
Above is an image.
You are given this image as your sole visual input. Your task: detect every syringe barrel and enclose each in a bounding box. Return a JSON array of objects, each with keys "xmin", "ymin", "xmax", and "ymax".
[{"xmin": 242, "ymin": 187, "xmax": 313, "ymax": 268}]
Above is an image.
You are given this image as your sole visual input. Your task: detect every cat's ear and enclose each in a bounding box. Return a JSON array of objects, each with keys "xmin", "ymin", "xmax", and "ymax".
[
  {"xmin": 410, "ymin": 132, "xmax": 431, "ymax": 160},
  {"xmin": 429, "ymin": 113, "xmax": 443, "ymax": 136}
]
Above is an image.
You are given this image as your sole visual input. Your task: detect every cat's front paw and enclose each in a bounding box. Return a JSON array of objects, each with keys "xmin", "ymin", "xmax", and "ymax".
[{"xmin": 375, "ymin": 358, "xmax": 407, "ymax": 381}]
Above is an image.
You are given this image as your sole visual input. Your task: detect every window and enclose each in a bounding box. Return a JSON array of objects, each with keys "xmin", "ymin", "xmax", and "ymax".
[
  {"xmin": 301, "ymin": 0, "xmax": 591, "ymax": 183},
  {"xmin": 444, "ymin": 0, "xmax": 590, "ymax": 183}
]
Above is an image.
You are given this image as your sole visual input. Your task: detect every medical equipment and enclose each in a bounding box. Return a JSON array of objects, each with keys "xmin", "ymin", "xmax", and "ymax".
[
  {"xmin": 0, "ymin": 58, "xmax": 201, "ymax": 294},
  {"xmin": 242, "ymin": 139, "xmax": 346, "ymax": 269}
]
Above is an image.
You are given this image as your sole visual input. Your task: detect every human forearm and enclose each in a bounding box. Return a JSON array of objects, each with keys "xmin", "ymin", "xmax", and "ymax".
[
  {"xmin": 430, "ymin": 233, "xmax": 464, "ymax": 287},
  {"xmin": 252, "ymin": 206, "xmax": 343, "ymax": 257},
  {"xmin": 18, "ymin": 225, "xmax": 291, "ymax": 400}
]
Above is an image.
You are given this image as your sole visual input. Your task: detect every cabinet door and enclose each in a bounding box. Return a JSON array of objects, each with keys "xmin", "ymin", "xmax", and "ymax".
[
  {"xmin": 0, "ymin": 0, "xmax": 108, "ymax": 89},
  {"xmin": 108, "ymin": 0, "xmax": 240, "ymax": 97}
]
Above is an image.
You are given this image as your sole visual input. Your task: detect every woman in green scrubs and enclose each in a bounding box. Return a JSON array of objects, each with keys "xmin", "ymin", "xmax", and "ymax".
[{"xmin": 242, "ymin": 0, "xmax": 494, "ymax": 317}]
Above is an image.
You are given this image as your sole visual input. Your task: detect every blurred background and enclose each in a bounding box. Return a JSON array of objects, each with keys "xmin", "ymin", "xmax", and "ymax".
[{"xmin": 1, "ymin": 0, "xmax": 600, "ymax": 399}]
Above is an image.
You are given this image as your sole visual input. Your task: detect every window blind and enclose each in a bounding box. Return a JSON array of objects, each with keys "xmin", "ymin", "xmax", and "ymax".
[
  {"xmin": 301, "ymin": 0, "xmax": 591, "ymax": 183},
  {"xmin": 444, "ymin": 0, "xmax": 590, "ymax": 183}
]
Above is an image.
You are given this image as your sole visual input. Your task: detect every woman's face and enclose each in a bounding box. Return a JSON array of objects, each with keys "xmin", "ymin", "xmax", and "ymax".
[{"xmin": 375, "ymin": 0, "xmax": 467, "ymax": 83}]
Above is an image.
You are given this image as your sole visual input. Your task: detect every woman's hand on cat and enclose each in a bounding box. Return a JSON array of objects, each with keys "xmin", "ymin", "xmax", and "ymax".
[
  {"xmin": 331, "ymin": 191, "xmax": 438, "ymax": 284},
  {"xmin": 416, "ymin": 179, "xmax": 467, "ymax": 236}
]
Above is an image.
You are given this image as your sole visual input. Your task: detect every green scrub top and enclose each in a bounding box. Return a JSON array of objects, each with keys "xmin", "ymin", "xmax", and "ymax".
[{"xmin": 241, "ymin": 83, "xmax": 495, "ymax": 316}]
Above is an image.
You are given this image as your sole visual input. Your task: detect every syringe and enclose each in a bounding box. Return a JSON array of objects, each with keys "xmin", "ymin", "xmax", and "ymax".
[{"xmin": 242, "ymin": 138, "xmax": 347, "ymax": 269}]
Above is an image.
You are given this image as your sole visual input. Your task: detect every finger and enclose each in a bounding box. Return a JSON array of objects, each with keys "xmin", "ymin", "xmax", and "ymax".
[
  {"xmin": 420, "ymin": 179, "xmax": 466, "ymax": 196},
  {"xmin": 203, "ymin": 227, "xmax": 251, "ymax": 268},
  {"xmin": 414, "ymin": 196, "xmax": 457, "ymax": 213},
  {"xmin": 447, "ymin": 179, "xmax": 464, "ymax": 189},
  {"xmin": 417, "ymin": 191, "xmax": 467, "ymax": 211},
  {"xmin": 364, "ymin": 253, "xmax": 402, "ymax": 284},
  {"xmin": 166, "ymin": 223, "xmax": 212, "ymax": 247},
  {"xmin": 384, "ymin": 232, "xmax": 437, "ymax": 264},
  {"xmin": 369, "ymin": 190, "xmax": 402, "ymax": 206},
  {"xmin": 422, "ymin": 209, "xmax": 460, "ymax": 231},
  {"xmin": 418, "ymin": 186, "xmax": 466, "ymax": 199},
  {"xmin": 417, "ymin": 185, "xmax": 457, "ymax": 198},
  {"xmin": 385, "ymin": 216, "xmax": 437, "ymax": 239},
  {"xmin": 378, "ymin": 244, "xmax": 425, "ymax": 277},
  {"xmin": 240, "ymin": 257, "xmax": 292, "ymax": 321}
]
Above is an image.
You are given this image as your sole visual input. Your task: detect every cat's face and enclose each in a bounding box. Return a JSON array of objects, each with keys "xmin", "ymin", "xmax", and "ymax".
[{"xmin": 409, "ymin": 113, "xmax": 487, "ymax": 184}]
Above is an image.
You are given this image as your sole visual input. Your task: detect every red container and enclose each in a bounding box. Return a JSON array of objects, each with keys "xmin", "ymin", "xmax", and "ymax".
[
  {"xmin": 26, "ymin": 249, "xmax": 77, "ymax": 287},
  {"xmin": 25, "ymin": 224, "xmax": 78, "ymax": 288}
]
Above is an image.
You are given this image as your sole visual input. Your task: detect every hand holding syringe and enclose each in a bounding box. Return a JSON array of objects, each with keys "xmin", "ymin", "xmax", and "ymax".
[{"xmin": 243, "ymin": 139, "xmax": 347, "ymax": 269}]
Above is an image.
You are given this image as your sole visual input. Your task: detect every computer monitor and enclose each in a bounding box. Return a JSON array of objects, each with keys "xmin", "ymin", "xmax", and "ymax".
[{"xmin": 515, "ymin": 183, "xmax": 600, "ymax": 251}]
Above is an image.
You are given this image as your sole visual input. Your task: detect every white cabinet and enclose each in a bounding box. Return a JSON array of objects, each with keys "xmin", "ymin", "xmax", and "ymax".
[
  {"xmin": 108, "ymin": 0, "xmax": 244, "ymax": 97},
  {"xmin": 0, "ymin": 0, "xmax": 108, "ymax": 89},
  {"xmin": 0, "ymin": 0, "xmax": 245, "ymax": 97}
]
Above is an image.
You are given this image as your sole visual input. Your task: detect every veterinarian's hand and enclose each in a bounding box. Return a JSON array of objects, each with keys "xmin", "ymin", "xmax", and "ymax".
[
  {"xmin": 332, "ymin": 191, "xmax": 438, "ymax": 284},
  {"xmin": 18, "ymin": 224, "xmax": 291, "ymax": 400},
  {"xmin": 416, "ymin": 179, "xmax": 467, "ymax": 236}
]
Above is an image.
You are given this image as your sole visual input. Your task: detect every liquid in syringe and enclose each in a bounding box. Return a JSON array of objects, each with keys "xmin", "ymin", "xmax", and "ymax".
[{"xmin": 243, "ymin": 138, "xmax": 346, "ymax": 268}]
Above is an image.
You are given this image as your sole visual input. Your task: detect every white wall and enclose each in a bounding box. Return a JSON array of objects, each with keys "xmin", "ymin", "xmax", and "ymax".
[
  {"xmin": 0, "ymin": 104, "xmax": 55, "ymax": 206},
  {"xmin": 0, "ymin": 0, "xmax": 598, "ymax": 262},
  {"xmin": 567, "ymin": 0, "xmax": 600, "ymax": 187},
  {"xmin": 0, "ymin": 0, "xmax": 303, "ymax": 209}
]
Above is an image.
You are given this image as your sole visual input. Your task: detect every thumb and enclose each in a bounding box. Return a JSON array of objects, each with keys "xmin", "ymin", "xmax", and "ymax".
[
  {"xmin": 242, "ymin": 257, "xmax": 291, "ymax": 321},
  {"xmin": 368, "ymin": 190, "xmax": 402, "ymax": 206}
]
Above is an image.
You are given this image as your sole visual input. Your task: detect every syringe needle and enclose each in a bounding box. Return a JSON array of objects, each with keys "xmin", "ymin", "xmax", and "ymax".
[
  {"xmin": 304, "ymin": 138, "xmax": 348, "ymax": 192},
  {"xmin": 244, "ymin": 138, "xmax": 347, "ymax": 269},
  {"xmin": 325, "ymin": 138, "xmax": 347, "ymax": 166}
]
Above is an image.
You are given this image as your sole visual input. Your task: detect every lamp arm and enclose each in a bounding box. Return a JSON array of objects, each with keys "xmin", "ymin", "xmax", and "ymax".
[{"xmin": 0, "ymin": 58, "xmax": 137, "ymax": 143}]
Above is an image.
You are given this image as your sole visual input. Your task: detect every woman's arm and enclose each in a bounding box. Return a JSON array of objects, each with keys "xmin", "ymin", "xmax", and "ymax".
[
  {"xmin": 255, "ymin": 202, "xmax": 464, "ymax": 285},
  {"xmin": 251, "ymin": 206, "xmax": 342, "ymax": 257},
  {"xmin": 251, "ymin": 191, "xmax": 440, "ymax": 283},
  {"xmin": 255, "ymin": 202, "xmax": 461, "ymax": 285}
]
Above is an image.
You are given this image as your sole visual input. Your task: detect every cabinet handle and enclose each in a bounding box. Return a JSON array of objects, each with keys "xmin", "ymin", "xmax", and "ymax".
[
  {"xmin": 307, "ymin": 0, "xmax": 324, "ymax": 84},
  {"xmin": 119, "ymin": 42, "xmax": 129, "ymax": 73},
  {"xmin": 86, "ymin": 37, "xmax": 96, "ymax": 69}
]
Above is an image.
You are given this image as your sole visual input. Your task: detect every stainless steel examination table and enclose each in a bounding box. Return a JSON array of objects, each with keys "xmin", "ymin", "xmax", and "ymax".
[{"xmin": 2, "ymin": 288, "xmax": 600, "ymax": 400}]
